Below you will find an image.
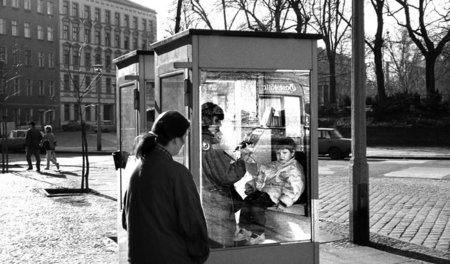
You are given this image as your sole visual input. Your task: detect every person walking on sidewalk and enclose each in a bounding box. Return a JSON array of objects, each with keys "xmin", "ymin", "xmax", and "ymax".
[
  {"xmin": 122, "ymin": 111, "xmax": 209, "ymax": 264},
  {"xmin": 41, "ymin": 125, "xmax": 60, "ymax": 171},
  {"xmin": 25, "ymin": 121, "xmax": 43, "ymax": 172}
]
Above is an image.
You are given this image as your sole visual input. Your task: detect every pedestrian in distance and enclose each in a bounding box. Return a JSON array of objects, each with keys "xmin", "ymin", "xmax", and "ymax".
[
  {"xmin": 41, "ymin": 125, "xmax": 60, "ymax": 171},
  {"xmin": 25, "ymin": 121, "xmax": 43, "ymax": 172},
  {"xmin": 122, "ymin": 111, "xmax": 210, "ymax": 264}
]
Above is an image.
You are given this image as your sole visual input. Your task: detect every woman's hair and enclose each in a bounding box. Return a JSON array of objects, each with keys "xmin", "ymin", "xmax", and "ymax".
[
  {"xmin": 275, "ymin": 137, "xmax": 296, "ymax": 153},
  {"xmin": 44, "ymin": 125, "xmax": 53, "ymax": 133},
  {"xmin": 135, "ymin": 111, "xmax": 190, "ymax": 159}
]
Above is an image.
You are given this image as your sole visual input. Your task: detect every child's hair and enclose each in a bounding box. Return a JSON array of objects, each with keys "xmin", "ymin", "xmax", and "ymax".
[
  {"xmin": 44, "ymin": 125, "xmax": 53, "ymax": 133},
  {"xmin": 135, "ymin": 111, "xmax": 190, "ymax": 159},
  {"xmin": 275, "ymin": 137, "xmax": 296, "ymax": 152}
]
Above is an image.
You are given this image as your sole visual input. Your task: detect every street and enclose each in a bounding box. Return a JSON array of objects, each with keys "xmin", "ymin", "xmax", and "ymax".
[{"xmin": 319, "ymin": 157, "xmax": 450, "ymax": 253}]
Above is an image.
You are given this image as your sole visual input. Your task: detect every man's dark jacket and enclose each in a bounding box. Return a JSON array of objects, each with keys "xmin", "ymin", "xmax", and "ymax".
[{"xmin": 25, "ymin": 127, "xmax": 42, "ymax": 149}]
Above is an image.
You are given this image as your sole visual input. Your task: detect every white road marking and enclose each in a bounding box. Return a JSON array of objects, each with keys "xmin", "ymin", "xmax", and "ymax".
[
  {"xmin": 384, "ymin": 167, "xmax": 450, "ymax": 179},
  {"xmin": 381, "ymin": 160, "xmax": 428, "ymax": 164}
]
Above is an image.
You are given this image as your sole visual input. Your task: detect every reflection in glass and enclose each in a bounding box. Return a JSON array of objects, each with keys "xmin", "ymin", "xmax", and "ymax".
[{"xmin": 200, "ymin": 71, "xmax": 311, "ymax": 248}]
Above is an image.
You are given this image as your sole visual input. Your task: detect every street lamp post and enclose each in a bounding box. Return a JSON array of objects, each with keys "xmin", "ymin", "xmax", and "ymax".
[{"xmin": 93, "ymin": 65, "xmax": 103, "ymax": 151}]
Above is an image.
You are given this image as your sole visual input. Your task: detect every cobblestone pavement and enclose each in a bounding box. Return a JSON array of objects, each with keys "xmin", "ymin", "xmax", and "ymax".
[
  {"xmin": 320, "ymin": 173, "xmax": 450, "ymax": 259},
  {"xmin": 0, "ymin": 155, "xmax": 118, "ymax": 264}
]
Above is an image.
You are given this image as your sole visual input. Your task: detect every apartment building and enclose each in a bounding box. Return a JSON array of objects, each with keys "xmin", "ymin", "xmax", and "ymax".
[
  {"xmin": 0, "ymin": 0, "xmax": 60, "ymax": 128},
  {"xmin": 58, "ymin": 0, "xmax": 156, "ymax": 128}
]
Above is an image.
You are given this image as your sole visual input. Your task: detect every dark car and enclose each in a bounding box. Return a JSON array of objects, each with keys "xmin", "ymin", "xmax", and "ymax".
[
  {"xmin": 0, "ymin": 129, "xmax": 45, "ymax": 153},
  {"xmin": 318, "ymin": 128, "xmax": 351, "ymax": 159}
]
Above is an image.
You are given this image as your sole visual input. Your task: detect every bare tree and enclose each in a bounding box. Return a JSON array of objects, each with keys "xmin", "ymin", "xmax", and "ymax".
[
  {"xmin": 388, "ymin": 0, "xmax": 450, "ymax": 100},
  {"xmin": 310, "ymin": 0, "xmax": 351, "ymax": 106},
  {"xmin": 64, "ymin": 45, "xmax": 102, "ymax": 190},
  {"xmin": 366, "ymin": 0, "xmax": 387, "ymax": 105}
]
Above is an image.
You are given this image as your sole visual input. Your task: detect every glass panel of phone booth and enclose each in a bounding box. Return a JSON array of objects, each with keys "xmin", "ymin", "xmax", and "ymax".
[
  {"xmin": 160, "ymin": 73, "xmax": 188, "ymax": 166},
  {"xmin": 200, "ymin": 70, "xmax": 311, "ymax": 249}
]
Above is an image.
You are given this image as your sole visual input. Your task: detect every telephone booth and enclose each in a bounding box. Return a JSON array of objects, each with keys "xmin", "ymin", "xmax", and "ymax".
[{"xmin": 149, "ymin": 29, "xmax": 321, "ymax": 264}]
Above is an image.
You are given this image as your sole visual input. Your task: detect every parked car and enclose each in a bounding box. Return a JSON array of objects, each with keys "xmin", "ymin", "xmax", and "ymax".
[
  {"xmin": 318, "ymin": 128, "xmax": 351, "ymax": 159},
  {"xmin": 0, "ymin": 129, "xmax": 45, "ymax": 153}
]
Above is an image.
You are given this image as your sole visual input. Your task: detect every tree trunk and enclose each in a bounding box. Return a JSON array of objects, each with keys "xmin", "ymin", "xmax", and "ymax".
[
  {"xmin": 328, "ymin": 53, "xmax": 337, "ymax": 106},
  {"xmin": 425, "ymin": 54, "xmax": 437, "ymax": 99},
  {"xmin": 373, "ymin": 46, "xmax": 386, "ymax": 104}
]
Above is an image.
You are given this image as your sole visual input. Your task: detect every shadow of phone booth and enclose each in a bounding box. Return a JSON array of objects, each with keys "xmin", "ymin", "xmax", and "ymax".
[
  {"xmin": 152, "ymin": 29, "xmax": 321, "ymax": 264},
  {"xmin": 113, "ymin": 50, "xmax": 155, "ymax": 263}
]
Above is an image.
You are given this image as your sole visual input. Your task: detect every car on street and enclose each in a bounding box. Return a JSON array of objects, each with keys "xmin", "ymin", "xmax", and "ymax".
[
  {"xmin": 0, "ymin": 129, "xmax": 45, "ymax": 153},
  {"xmin": 318, "ymin": 128, "xmax": 351, "ymax": 159}
]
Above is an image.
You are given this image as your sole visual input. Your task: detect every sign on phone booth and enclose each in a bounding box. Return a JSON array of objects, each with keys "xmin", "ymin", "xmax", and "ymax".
[{"xmin": 149, "ymin": 29, "xmax": 321, "ymax": 264}]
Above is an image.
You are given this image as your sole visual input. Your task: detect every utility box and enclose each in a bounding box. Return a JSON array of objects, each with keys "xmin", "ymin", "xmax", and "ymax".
[{"xmin": 150, "ymin": 29, "xmax": 321, "ymax": 264}]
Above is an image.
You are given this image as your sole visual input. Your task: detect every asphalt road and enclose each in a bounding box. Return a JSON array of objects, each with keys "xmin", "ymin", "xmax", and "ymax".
[{"xmin": 319, "ymin": 158, "xmax": 450, "ymax": 180}]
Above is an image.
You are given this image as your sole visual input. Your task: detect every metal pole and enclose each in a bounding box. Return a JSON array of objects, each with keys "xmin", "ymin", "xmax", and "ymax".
[
  {"xmin": 349, "ymin": 0, "xmax": 370, "ymax": 244},
  {"xmin": 97, "ymin": 79, "xmax": 102, "ymax": 151}
]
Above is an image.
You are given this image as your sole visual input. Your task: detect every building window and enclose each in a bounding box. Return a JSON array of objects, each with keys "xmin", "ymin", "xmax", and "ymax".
[
  {"xmin": 84, "ymin": 27, "xmax": 91, "ymax": 43},
  {"xmin": 85, "ymin": 105, "xmax": 91, "ymax": 121},
  {"xmin": 37, "ymin": 25, "xmax": 44, "ymax": 40},
  {"xmin": 95, "ymin": 53, "xmax": 101, "ymax": 65},
  {"xmin": 12, "ymin": 49, "xmax": 19, "ymax": 65},
  {"xmin": 105, "ymin": 32, "xmax": 111, "ymax": 47},
  {"xmin": 24, "ymin": 23, "xmax": 31, "ymax": 38},
  {"xmin": 38, "ymin": 52, "xmax": 45, "ymax": 67},
  {"xmin": 63, "ymin": 48, "xmax": 70, "ymax": 68},
  {"xmin": 105, "ymin": 54, "xmax": 111, "ymax": 72},
  {"xmin": 84, "ymin": 5, "xmax": 90, "ymax": 20},
  {"xmin": 13, "ymin": 79, "xmax": 20, "ymax": 94},
  {"xmin": 0, "ymin": 0, "xmax": 6, "ymax": 6},
  {"xmin": 124, "ymin": 36, "xmax": 130, "ymax": 50},
  {"xmin": 106, "ymin": 78, "xmax": 112, "ymax": 94},
  {"xmin": 62, "ymin": 25, "xmax": 69, "ymax": 40},
  {"xmin": 133, "ymin": 37, "xmax": 138, "ymax": 50},
  {"xmin": 48, "ymin": 52, "xmax": 54, "ymax": 68},
  {"xmin": 47, "ymin": 27, "xmax": 54, "ymax": 41},
  {"xmin": 124, "ymin": 15, "xmax": 129, "ymax": 28},
  {"xmin": 26, "ymin": 80, "xmax": 32, "ymax": 96},
  {"xmin": 114, "ymin": 12, "xmax": 120, "ymax": 26},
  {"xmin": 0, "ymin": 47, "xmax": 6, "ymax": 62},
  {"xmin": 0, "ymin": 19, "xmax": 5, "ymax": 34},
  {"xmin": 24, "ymin": 0, "xmax": 31, "ymax": 10},
  {"xmin": 114, "ymin": 33, "xmax": 120, "ymax": 48},
  {"xmin": 85, "ymin": 51, "xmax": 91, "ymax": 70},
  {"xmin": 64, "ymin": 74, "xmax": 70, "ymax": 90},
  {"xmin": 62, "ymin": 1, "xmax": 69, "ymax": 15},
  {"xmin": 96, "ymin": 78, "xmax": 101, "ymax": 94},
  {"xmin": 95, "ymin": 30, "xmax": 101, "ymax": 45},
  {"xmin": 49, "ymin": 81, "xmax": 54, "ymax": 97},
  {"xmin": 141, "ymin": 40, "xmax": 147, "ymax": 50},
  {"xmin": 94, "ymin": 8, "xmax": 101, "ymax": 22},
  {"xmin": 72, "ymin": 3, "xmax": 79, "ymax": 17},
  {"xmin": 85, "ymin": 76, "xmax": 91, "ymax": 90},
  {"xmin": 103, "ymin": 104, "xmax": 112, "ymax": 121},
  {"xmin": 38, "ymin": 80, "xmax": 44, "ymax": 96},
  {"xmin": 142, "ymin": 19, "xmax": 147, "ymax": 31},
  {"xmin": 37, "ymin": 0, "xmax": 44, "ymax": 13},
  {"xmin": 12, "ymin": 21, "xmax": 18, "ymax": 36},
  {"xmin": 105, "ymin": 10, "xmax": 111, "ymax": 24},
  {"xmin": 24, "ymin": 50, "xmax": 31, "ymax": 66},
  {"xmin": 133, "ymin": 16, "xmax": 138, "ymax": 29},
  {"xmin": 73, "ymin": 49, "xmax": 80, "ymax": 68},
  {"xmin": 47, "ymin": 2, "xmax": 53, "ymax": 15},
  {"xmin": 72, "ymin": 25, "xmax": 79, "ymax": 41},
  {"xmin": 11, "ymin": 0, "xmax": 19, "ymax": 8},
  {"xmin": 64, "ymin": 104, "xmax": 70, "ymax": 121},
  {"xmin": 73, "ymin": 75, "xmax": 80, "ymax": 90}
]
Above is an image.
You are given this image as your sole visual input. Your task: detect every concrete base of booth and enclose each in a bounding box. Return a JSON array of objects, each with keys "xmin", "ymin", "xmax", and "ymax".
[{"xmin": 206, "ymin": 242, "xmax": 319, "ymax": 264}]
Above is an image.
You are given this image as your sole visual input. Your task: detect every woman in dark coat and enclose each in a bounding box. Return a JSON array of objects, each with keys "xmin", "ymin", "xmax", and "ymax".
[
  {"xmin": 201, "ymin": 102, "xmax": 247, "ymax": 248},
  {"xmin": 123, "ymin": 111, "xmax": 209, "ymax": 264}
]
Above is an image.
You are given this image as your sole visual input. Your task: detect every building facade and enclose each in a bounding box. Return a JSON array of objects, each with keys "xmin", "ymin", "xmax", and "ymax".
[
  {"xmin": 58, "ymin": 0, "xmax": 156, "ymax": 129},
  {"xmin": 0, "ymin": 0, "xmax": 156, "ymax": 130},
  {"xmin": 0, "ymin": 0, "xmax": 59, "ymax": 129}
]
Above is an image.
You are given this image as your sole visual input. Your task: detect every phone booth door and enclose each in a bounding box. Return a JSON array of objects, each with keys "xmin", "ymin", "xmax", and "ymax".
[{"xmin": 199, "ymin": 70, "xmax": 316, "ymax": 264}]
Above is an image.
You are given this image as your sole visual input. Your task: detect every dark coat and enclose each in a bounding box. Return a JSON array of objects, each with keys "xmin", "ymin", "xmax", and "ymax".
[
  {"xmin": 25, "ymin": 127, "xmax": 43, "ymax": 149},
  {"xmin": 123, "ymin": 145, "xmax": 209, "ymax": 264}
]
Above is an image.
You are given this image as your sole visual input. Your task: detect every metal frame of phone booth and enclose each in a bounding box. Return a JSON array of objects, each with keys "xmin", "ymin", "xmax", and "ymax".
[
  {"xmin": 113, "ymin": 50, "xmax": 155, "ymax": 263},
  {"xmin": 151, "ymin": 29, "xmax": 321, "ymax": 264}
]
